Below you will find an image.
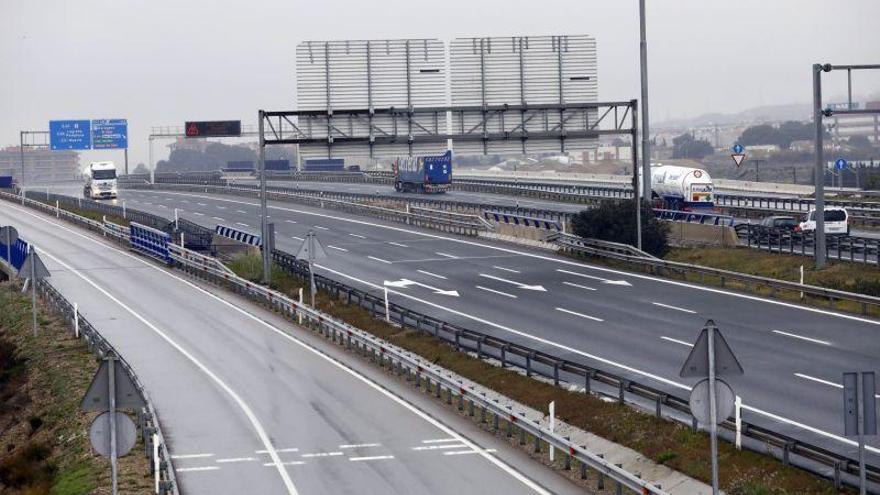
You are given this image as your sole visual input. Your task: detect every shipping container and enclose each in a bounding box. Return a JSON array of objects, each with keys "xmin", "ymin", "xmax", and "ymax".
[
  {"xmin": 393, "ymin": 150, "xmax": 452, "ymax": 193},
  {"xmin": 303, "ymin": 158, "xmax": 345, "ymax": 172}
]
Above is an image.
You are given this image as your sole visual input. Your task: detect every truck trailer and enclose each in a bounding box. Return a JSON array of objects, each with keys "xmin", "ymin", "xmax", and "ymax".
[{"xmin": 392, "ymin": 151, "xmax": 452, "ymax": 193}]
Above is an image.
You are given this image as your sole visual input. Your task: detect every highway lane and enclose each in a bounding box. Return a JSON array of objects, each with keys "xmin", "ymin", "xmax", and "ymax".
[
  {"xmin": 0, "ymin": 200, "xmax": 578, "ymax": 495},
  {"xmin": 40, "ymin": 183, "xmax": 880, "ymax": 464}
]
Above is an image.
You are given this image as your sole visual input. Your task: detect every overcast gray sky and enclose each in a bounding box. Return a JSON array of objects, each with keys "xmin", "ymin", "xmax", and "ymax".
[{"xmin": 2, "ymin": 0, "xmax": 878, "ymax": 167}]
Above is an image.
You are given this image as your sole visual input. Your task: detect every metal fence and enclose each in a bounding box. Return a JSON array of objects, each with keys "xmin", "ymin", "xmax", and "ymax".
[
  {"xmin": 6, "ymin": 187, "xmax": 878, "ymax": 490},
  {"xmin": 735, "ymin": 224, "xmax": 880, "ymax": 266}
]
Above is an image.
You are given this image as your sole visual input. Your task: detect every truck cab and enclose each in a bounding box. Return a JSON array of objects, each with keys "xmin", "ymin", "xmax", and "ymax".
[{"xmin": 83, "ymin": 161, "xmax": 118, "ymax": 200}]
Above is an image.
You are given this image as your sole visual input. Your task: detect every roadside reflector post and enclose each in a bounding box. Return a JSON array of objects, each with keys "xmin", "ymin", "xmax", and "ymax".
[
  {"xmin": 549, "ymin": 400, "xmax": 556, "ymax": 462},
  {"xmin": 173, "ymin": 208, "xmax": 179, "ymax": 229},
  {"xmin": 298, "ymin": 288, "xmax": 303, "ymax": 324},
  {"xmin": 103, "ymin": 216, "xmax": 107, "ymax": 236},
  {"xmin": 384, "ymin": 287, "xmax": 391, "ymax": 323},
  {"xmin": 74, "ymin": 302, "xmax": 79, "ymax": 339},
  {"xmin": 799, "ymin": 265, "xmax": 804, "ymax": 299},
  {"xmin": 55, "ymin": 200, "xmax": 59, "ymax": 217},
  {"xmin": 735, "ymin": 395, "xmax": 742, "ymax": 450},
  {"xmin": 122, "ymin": 200, "xmax": 126, "ymax": 219},
  {"xmin": 152, "ymin": 433, "xmax": 159, "ymax": 494}
]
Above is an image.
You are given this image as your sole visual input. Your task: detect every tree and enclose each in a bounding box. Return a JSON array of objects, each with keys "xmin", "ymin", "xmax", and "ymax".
[
  {"xmin": 611, "ymin": 137, "xmax": 627, "ymax": 147},
  {"xmin": 132, "ymin": 163, "xmax": 149, "ymax": 174},
  {"xmin": 571, "ymin": 200, "xmax": 669, "ymax": 257},
  {"xmin": 671, "ymin": 133, "xmax": 714, "ymax": 159},
  {"xmin": 848, "ymin": 135, "xmax": 874, "ymax": 150},
  {"xmin": 738, "ymin": 121, "xmax": 819, "ymax": 150}
]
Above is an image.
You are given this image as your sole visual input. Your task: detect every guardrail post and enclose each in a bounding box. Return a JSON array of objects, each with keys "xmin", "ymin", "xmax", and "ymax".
[
  {"xmin": 526, "ymin": 352, "xmax": 533, "ymax": 377},
  {"xmin": 454, "ymin": 331, "xmax": 461, "ymax": 351},
  {"xmin": 519, "ymin": 425, "xmax": 526, "ymax": 445},
  {"xmin": 618, "ymin": 380, "xmax": 627, "ymax": 404},
  {"xmin": 534, "ymin": 434, "xmax": 541, "ymax": 453},
  {"xmin": 614, "ymin": 464, "xmax": 623, "ymax": 495},
  {"xmin": 834, "ymin": 461, "xmax": 842, "ymax": 490},
  {"xmin": 458, "ymin": 392, "xmax": 464, "ymax": 411},
  {"xmin": 468, "ymin": 399, "xmax": 475, "ymax": 417},
  {"xmin": 655, "ymin": 394, "xmax": 665, "ymax": 418},
  {"xmin": 492, "ymin": 411, "xmax": 498, "ymax": 431},
  {"xmin": 782, "ymin": 441, "xmax": 794, "ymax": 466},
  {"xmin": 597, "ymin": 454, "xmax": 605, "ymax": 489},
  {"xmin": 553, "ymin": 361, "xmax": 560, "ymax": 386}
]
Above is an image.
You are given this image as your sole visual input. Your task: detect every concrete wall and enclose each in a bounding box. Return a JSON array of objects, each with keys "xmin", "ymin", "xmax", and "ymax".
[{"xmin": 666, "ymin": 222, "xmax": 738, "ymax": 248}]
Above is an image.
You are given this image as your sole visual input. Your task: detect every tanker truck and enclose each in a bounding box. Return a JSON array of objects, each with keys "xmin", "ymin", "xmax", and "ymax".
[{"xmin": 650, "ymin": 164, "xmax": 714, "ymax": 210}]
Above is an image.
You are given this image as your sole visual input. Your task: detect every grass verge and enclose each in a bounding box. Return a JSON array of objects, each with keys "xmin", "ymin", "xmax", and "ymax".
[
  {"xmin": 0, "ymin": 281, "xmax": 151, "ymax": 494},
  {"xmin": 228, "ymin": 252, "xmax": 849, "ymax": 495}
]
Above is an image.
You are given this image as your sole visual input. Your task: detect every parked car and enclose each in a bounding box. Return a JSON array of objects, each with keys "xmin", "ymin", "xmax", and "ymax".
[{"xmin": 797, "ymin": 207, "xmax": 850, "ymax": 235}]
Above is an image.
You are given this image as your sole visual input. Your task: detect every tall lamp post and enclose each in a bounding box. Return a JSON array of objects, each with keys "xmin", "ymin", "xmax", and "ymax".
[{"xmin": 639, "ymin": 0, "xmax": 652, "ymax": 200}]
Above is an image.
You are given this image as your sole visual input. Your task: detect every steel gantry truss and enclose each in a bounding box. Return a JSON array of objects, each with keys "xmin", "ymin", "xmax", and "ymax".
[{"xmin": 260, "ymin": 100, "xmax": 636, "ymax": 158}]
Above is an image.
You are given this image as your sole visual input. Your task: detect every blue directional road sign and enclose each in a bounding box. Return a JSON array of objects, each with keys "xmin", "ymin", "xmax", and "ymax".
[
  {"xmin": 835, "ymin": 158, "xmax": 848, "ymax": 171},
  {"xmin": 91, "ymin": 119, "xmax": 128, "ymax": 149},
  {"xmin": 50, "ymin": 120, "xmax": 92, "ymax": 150},
  {"xmin": 732, "ymin": 144, "xmax": 744, "ymax": 154}
]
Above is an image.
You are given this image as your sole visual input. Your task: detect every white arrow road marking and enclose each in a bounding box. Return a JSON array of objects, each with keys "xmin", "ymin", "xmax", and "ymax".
[
  {"xmin": 384, "ymin": 278, "xmax": 459, "ymax": 297},
  {"xmin": 557, "ymin": 269, "xmax": 632, "ymax": 286},
  {"xmin": 478, "ymin": 273, "xmax": 546, "ymax": 291}
]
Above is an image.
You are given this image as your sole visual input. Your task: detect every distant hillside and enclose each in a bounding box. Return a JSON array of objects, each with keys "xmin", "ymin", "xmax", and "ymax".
[{"xmin": 656, "ymin": 92, "xmax": 880, "ymax": 130}]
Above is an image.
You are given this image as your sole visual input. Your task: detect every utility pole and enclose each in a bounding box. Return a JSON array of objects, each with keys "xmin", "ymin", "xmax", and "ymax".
[
  {"xmin": 258, "ymin": 110, "xmax": 271, "ymax": 285},
  {"xmin": 813, "ymin": 64, "xmax": 827, "ymax": 269},
  {"xmin": 638, "ymin": 0, "xmax": 652, "ymax": 200}
]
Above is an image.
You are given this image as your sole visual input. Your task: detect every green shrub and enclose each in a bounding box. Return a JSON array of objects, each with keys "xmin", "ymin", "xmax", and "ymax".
[{"xmin": 571, "ymin": 200, "xmax": 670, "ymax": 257}]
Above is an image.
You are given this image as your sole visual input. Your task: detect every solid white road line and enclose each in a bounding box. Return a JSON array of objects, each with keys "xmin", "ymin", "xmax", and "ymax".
[
  {"xmin": 115, "ymin": 191, "xmax": 880, "ymax": 456},
  {"xmin": 492, "ymin": 266, "xmax": 520, "ymax": 274},
  {"xmin": 172, "ymin": 453, "xmax": 214, "ymax": 459},
  {"xmin": 435, "ymin": 252, "xmax": 458, "ymax": 258},
  {"xmin": 421, "ymin": 438, "xmax": 459, "ymax": 444},
  {"xmin": 177, "ymin": 466, "xmax": 221, "ymax": 472},
  {"xmin": 367, "ymin": 256, "xmax": 392, "ymax": 264},
  {"xmin": 554, "ymin": 307, "xmax": 603, "ymax": 322},
  {"xmin": 562, "ymin": 281, "xmax": 596, "ymax": 291},
  {"xmin": 348, "ymin": 233, "xmax": 366, "ymax": 238},
  {"xmin": 772, "ymin": 330, "xmax": 831, "ymax": 346},
  {"xmin": 476, "ymin": 286, "xmax": 517, "ymax": 299},
  {"xmin": 417, "ymin": 269, "xmax": 447, "ymax": 280},
  {"xmin": 349, "ymin": 455, "xmax": 394, "ymax": 462},
  {"xmin": 236, "ymin": 222, "xmax": 250, "ymax": 227},
  {"xmin": 388, "ymin": 242, "xmax": 409, "ymax": 248},
  {"xmin": 328, "ymin": 245, "xmax": 348, "ymax": 252},
  {"xmin": 216, "ymin": 457, "xmax": 257, "ymax": 463},
  {"xmin": 661, "ymin": 336, "xmax": 694, "ymax": 347},
  {"xmin": 263, "ymin": 461, "xmax": 306, "ymax": 467},
  {"xmin": 291, "ymin": 236, "xmax": 304, "ymax": 241},
  {"xmin": 651, "ymin": 302, "xmax": 697, "ymax": 314},
  {"xmin": 412, "ymin": 444, "xmax": 468, "ymax": 451},
  {"xmin": 301, "ymin": 452, "xmax": 343, "ymax": 458},
  {"xmin": 30, "ymin": 247, "xmax": 299, "ymax": 494},
  {"xmin": 339, "ymin": 443, "xmax": 381, "ymax": 449}
]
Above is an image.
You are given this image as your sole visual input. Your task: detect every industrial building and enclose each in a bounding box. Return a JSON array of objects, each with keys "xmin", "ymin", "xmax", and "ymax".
[{"xmin": 0, "ymin": 146, "xmax": 80, "ymax": 182}]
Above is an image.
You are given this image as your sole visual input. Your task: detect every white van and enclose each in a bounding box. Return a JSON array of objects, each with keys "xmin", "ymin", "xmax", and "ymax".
[
  {"xmin": 798, "ymin": 207, "xmax": 849, "ymax": 235},
  {"xmin": 83, "ymin": 161, "xmax": 118, "ymax": 199}
]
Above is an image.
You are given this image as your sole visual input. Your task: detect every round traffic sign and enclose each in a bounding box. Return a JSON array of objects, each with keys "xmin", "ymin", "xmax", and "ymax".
[
  {"xmin": 733, "ymin": 144, "xmax": 744, "ymax": 154},
  {"xmin": 688, "ymin": 378, "xmax": 736, "ymax": 425},
  {"xmin": 835, "ymin": 158, "xmax": 848, "ymax": 171},
  {"xmin": 89, "ymin": 411, "xmax": 137, "ymax": 458}
]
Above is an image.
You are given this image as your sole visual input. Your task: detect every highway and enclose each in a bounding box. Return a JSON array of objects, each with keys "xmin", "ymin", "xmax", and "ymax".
[
  {"xmin": 37, "ymin": 183, "xmax": 880, "ymax": 466},
  {"xmin": 0, "ymin": 198, "xmax": 581, "ymax": 495}
]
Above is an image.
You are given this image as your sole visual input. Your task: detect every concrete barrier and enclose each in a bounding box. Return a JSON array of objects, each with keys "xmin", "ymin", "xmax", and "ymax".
[{"xmin": 666, "ymin": 222, "xmax": 738, "ymax": 248}]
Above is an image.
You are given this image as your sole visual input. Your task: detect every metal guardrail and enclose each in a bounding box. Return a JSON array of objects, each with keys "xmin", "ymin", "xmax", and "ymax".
[
  {"xmin": 546, "ymin": 232, "xmax": 658, "ymax": 259},
  {"xmin": 0, "ymin": 225, "xmax": 178, "ymax": 494},
  {"xmin": 8, "ymin": 187, "xmax": 879, "ymax": 489},
  {"xmin": 167, "ymin": 244, "xmax": 669, "ymax": 495},
  {"xmin": 37, "ymin": 280, "xmax": 178, "ymax": 495},
  {"xmin": 735, "ymin": 224, "xmax": 880, "ymax": 266},
  {"xmin": 552, "ymin": 232, "xmax": 880, "ymax": 317},
  {"xmin": 654, "ymin": 208, "xmax": 735, "ymax": 226}
]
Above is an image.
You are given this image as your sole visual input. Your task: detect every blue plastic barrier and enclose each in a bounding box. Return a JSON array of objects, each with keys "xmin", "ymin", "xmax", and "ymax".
[
  {"xmin": 130, "ymin": 222, "xmax": 172, "ymax": 264},
  {"xmin": 0, "ymin": 237, "xmax": 29, "ymax": 271}
]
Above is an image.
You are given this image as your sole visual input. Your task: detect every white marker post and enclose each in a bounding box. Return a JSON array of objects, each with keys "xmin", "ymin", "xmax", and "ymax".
[
  {"xmin": 707, "ymin": 326, "xmax": 719, "ymax": 494},
  {"xmin": 384, "ymin": 287, "xmax": 391, "ymax": 323},
  {"xmin": 549, "ymin": 401, "xmax": 556, "ymax": 462},
  {"xmin": 799, "ymin": 265, "xmax": 805, "ymax": 299},
  {"xmin": 122, "ymin": 200, "xmax": 126, "ymax": 219},
  {"xmin": 174, "ymin": 208, "xmax": 179, "ymax": 229},
  {"xmin": 152, "ymin": 433, "xmax": 160, "ymax": 494},
  {"xmin": 108, "ymin": 356, "xmax": 118, "ymax": 495},
  {"xmin": 30, "ymin": 245, "xmax": 37, "ymax": 336},
  {"xmin": 55, "ymin": 200, "xmax": 59, "ymax": 218},
  {"xmin": 74, "ymin": 302, "xmax": 79, "ymax": 339},
  {"xmin": 298, "ymin": 288, "xmax": 304, "ymax": 324},
  {"xmin": 734, "ymin": 395, "xmax": 742, "ymax": 450}
]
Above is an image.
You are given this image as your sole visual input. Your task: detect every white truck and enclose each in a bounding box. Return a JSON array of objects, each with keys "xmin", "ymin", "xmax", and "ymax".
[
  {"xmin": 650, "ymin": 164, "xmax": 714, "ymax": 210},
  {"xmin": 83, "ymin": 161, "xmax": 118, "ymax": 199}
]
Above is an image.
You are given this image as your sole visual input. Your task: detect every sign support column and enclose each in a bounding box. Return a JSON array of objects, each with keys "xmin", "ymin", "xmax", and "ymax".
[
  {"xmin": 258, "ymin": 110, "xmax": 270, "ymax": 285},
  {"xmin": 108, "ymin": 356, "xmax": 118, "ymax": 495}
]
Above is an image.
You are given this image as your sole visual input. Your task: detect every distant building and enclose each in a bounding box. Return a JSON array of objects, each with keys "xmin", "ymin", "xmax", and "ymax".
[
  {"xmin": 582, "ymin": 146, "xmax": 632, "ymax": 163},
  {"xmin": 0, "ymin": 146, "xmax": 80, "ymax": 182},
  {"xmin": 744, "ymin": 144, "xmax": 780, "ymax": 155}
]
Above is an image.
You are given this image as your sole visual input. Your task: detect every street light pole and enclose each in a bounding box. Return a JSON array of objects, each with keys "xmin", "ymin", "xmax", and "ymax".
[
  {"xmin": 639, "ymin": 0, "xmax": 652, "ymax": 201},
  {"xmin": 813, "ymin": 64, "xmax": 827, "ymax": 269},
  {"xmin": 19, "ymin": 131, "xmax": 25, "ymax": 187}
]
